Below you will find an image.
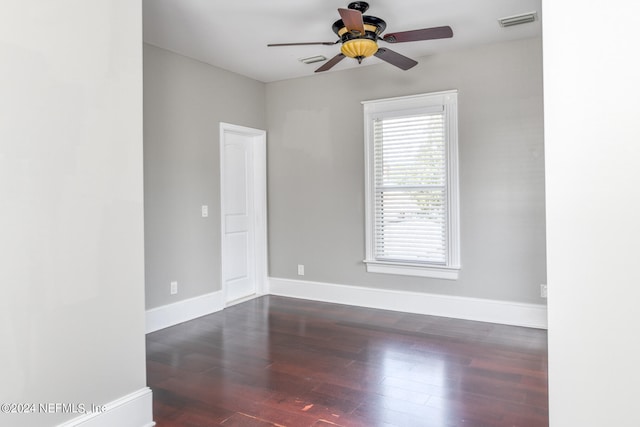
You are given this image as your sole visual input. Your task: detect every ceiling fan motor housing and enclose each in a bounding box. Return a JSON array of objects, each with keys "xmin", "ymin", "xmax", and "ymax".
[{"xmin": 332, "ymin": 15, "xmax": 386, "ymax": 63}]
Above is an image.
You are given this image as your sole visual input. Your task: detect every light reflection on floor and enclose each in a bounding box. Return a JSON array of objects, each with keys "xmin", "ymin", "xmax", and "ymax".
[{"xmin": 378, "ymin": 346, "xmax": 451, "ymax": 426}]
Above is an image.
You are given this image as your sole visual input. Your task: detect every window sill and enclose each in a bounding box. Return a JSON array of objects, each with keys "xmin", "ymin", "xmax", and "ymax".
[{"xmin": 364, "ymin": 260, "xmax": 460, "ymax": 280}]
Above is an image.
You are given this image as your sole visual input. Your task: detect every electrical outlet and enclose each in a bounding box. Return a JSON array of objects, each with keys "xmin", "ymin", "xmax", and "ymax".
[
  {"xmin": 201, "ymin": 205, "xmax": 208, "ymax": 217},
  {"xmin": 297, "ymin": 264, "xmax": 305, "ymax": 276},
  {"xmin": 170, "ymin": 281, "xmax": 178, "ymax": 295},
  {"xmin": 540, "ymin": 284, "xmax": 547, "ymax": 298}
]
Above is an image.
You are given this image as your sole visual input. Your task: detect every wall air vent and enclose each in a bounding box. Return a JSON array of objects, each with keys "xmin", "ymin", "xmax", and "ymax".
[
  {"xmin": 299, "ymin": 55, "xmax": 327, "ymax": 65},
  {"xmin": 498, "ymin": 12, "xmax": 537, "ymax": 28}
]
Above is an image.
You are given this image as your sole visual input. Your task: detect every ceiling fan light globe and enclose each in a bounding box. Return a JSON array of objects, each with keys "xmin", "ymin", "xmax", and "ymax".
[{"xmin": 341, "ymin": 38, "xmax": 378, "ymax": 59}]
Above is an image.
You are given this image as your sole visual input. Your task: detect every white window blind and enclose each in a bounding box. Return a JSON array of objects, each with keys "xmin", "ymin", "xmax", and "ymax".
[
  {"xmin": 373, "ymin": 112, "xmax": 448, "ymax": 264},
  {"xmin": 363, "ymin": 90, "xmax": 459, "ymax": 279}
]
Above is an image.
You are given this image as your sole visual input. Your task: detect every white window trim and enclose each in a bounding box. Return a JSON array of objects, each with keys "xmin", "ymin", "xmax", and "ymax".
[{"xmin": 362, "ymin": 90, "xmax": 460, "ymax": 280}]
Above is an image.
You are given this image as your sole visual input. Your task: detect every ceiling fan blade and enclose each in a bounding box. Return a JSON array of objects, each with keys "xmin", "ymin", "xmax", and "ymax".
[
  {"xmin": 315, "ymin": 53, "xmax": 346, "ymax": 73},
  {"xmin": 268, "ymin": 41, "xmax": 338, "ymax": 47},
  {"xmin": 338, "ymin": 8, "xmax": 365, "ymax": 35},
  {"xmin": 383, "ymin": 26, "xmax": 453, "ymax": 43},
  {"xmin": 374, "ymin": 48, "xmax": 418, "ymax": 70}
]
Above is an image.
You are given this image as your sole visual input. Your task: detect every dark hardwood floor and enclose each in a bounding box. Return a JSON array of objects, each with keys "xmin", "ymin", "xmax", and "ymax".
[{"xmin": 146, "ymin": 296, "xmax": 548, "ymax": 427}]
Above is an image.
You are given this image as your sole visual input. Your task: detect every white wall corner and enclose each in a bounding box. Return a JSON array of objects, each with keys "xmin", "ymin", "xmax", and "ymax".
[
  {"xmin": 146, "ymin": 291, "xmax": 224, "ymax": 333},
  {"xmin": 57, "ymin": 387, "xmax": 154, "ymax": 427},
  {"xmin": 268, "ymin": 277, "xmax": 547, "ymax": 329}
]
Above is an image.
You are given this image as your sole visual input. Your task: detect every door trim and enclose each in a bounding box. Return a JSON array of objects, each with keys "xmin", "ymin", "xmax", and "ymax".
[{"xmin": 219, "ymin": 122, "xmax": 268, "ymax": 305}]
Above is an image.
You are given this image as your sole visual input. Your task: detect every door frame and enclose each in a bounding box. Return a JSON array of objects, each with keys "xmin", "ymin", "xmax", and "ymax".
[{"xmin": 219, "ymin": 122, "xmax": 268, "ymax": 306}]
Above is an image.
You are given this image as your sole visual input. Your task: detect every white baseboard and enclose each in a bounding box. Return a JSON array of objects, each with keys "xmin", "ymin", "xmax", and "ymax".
[
  {"xmin": 146, "ymin": 291, "xmax": 224, "ymax": 333},
  {"xmin": 145, "ymin": 281, "xmax": 547, "ymax": 331},
  {"xmin": 268, "ymin": 277, "xmax": 547, "ymax": 329},
  {"xmin": 57, "ymin": 387, "xmax": 154, "ymax": 427}
]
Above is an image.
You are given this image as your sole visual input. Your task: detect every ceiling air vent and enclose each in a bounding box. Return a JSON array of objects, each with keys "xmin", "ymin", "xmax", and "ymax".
[
  {"xmin": 498, "ymin": 12, "xmax": 537, "ymax": 28},
  {"xmin": 299, "ymin": 55, "xmax": 327, "ymax": 65}
]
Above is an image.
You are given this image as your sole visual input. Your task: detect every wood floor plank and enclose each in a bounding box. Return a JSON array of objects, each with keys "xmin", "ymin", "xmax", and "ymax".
[{"xmin": 147, "ymin": 295, "xmax": 548, "ymax": 426}]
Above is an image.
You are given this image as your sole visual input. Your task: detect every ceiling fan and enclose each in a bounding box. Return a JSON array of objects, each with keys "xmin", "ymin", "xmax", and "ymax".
[{"xmin": 268, "ymin": 1, "xmax": 453, "ymax": 73}]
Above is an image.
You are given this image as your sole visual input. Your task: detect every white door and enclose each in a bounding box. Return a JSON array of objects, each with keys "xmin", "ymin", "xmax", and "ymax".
[{"xmin": 220, "ymin": 123, "xmax": 267, "ymax": 305}]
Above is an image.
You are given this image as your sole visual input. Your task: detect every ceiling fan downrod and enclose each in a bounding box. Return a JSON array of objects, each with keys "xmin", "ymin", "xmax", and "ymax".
[{"xmin": 347, "ymin": 1, "xmax": 369, "ymax": 13}]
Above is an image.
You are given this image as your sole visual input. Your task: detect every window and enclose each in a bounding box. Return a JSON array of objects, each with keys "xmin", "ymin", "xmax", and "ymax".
[{"xmin": 363, "ymin": 91, "xmax": 460, "ymax": 279}]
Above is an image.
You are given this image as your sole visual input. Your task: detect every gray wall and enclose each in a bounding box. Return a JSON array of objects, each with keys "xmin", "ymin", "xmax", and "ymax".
[
  {"xmin": 266, "ymin": 38, "xmax": 546, "ymax": 304},
  {"xmin": 0, "ymin": 1, "xmax": 147, "ymax": 426},
  {"xmin": 144, "ymin": 44, "xmax": 267, "ymax": 309}
]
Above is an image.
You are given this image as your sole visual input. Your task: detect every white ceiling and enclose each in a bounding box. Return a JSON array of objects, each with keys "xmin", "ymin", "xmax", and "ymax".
[{"xmin": 143, "ymin": 0, "xmax": 542, "ymax": 83}]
